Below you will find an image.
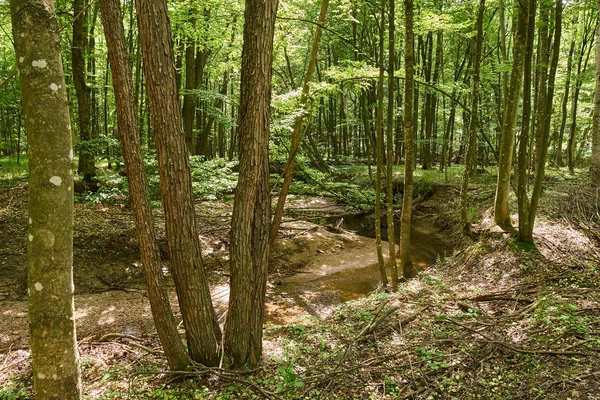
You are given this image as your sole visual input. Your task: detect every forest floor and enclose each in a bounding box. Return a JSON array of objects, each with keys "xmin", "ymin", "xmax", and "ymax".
[{"xmin": 0, "ymin": 165, "xmax": 599, "ymax": 399}]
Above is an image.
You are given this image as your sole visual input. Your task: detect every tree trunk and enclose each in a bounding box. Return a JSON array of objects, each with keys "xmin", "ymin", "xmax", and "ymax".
[
  {"xmin": 460, "ymin": 0, "xmax": 485, "ymax": 237},
  {"xmin": 386, "ymin": 0, "xmax": 399, "ymax": 289},
  {"xmin": 400, "ymin": 0, "xmax": 417, "ymax": 279},
  {"xmin": 225, "ymin": 0, "xmax": 278, "ymax": 368},
  {"xmin": 135, "ymin": 0, "xmax": 220, "ymax": 366},
  {"xmin": 493, "ymin": 0, "xmax": 529, "ymax": 228},
  {"xmin": 556, "ymin": 39, "xmax": 575, "ymax": 167},
  {"xmin": 11, "ymin": 0, "xmax": 81, "ymax": 396},
  {"xmin": 591, "ymin": 0, "xmax": 600, "ymax": 180},
  {"xmin": 100, "ymin": 0, "xmax": 190, "ymax": 371},
  {"xmin": 73, "ymin": 0, "xmax": 96, "ymax": 183}
]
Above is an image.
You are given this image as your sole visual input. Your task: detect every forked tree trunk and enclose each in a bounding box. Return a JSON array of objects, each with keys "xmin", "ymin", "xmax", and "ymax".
[
  {"xmin": 225, "ymin": 0, "xmax": 278, "ymax": 368},
  {"xmin": 135, "ymin": 0, "xmax": 220, "ymax": 366},
  {"xmin": 11, "ymin": 0, "xmax": 81, "ymax": 396},
  {"xmin": 99, "ymin": 0, "xmax": 190, "ymax": 370}
]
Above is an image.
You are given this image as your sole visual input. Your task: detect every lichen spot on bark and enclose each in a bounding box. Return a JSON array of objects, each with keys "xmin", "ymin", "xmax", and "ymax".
[
  {"xmin": 52, "ymin": 374, "xmax": 57, "ymax": 380},
  {"xmin": 49, "ymin": 83, "xmax": 59, "ymax": 92},
  {"xmin": 35, "ymin": 282, "xmax": 43, "ymax": 291},
  {"xmin": 28, "ymin": 218, "xmax": 32, "ymax": 225},
  {"xmin": 69, "ymin": 149, "xmax": 73, "ymax": 161},
  {"xmin": 19, "ymin": 57, "xmax": 24, "ymax": 63},
  {"xmin": 28, "ymin": 234, "xmax": 33, "ymax": 242},
  {"xmin": 37, "ymin": 372, "xmax": 46, "ymax": 380},
  {"xmin": 49, "ymin": 176, "xmax": 62, "ymax": 186},
  {"xmin": 39, "ymin": 230, "xmax": 56, "ymax": 248},
  {"xmin": 31, "ymin": 59, "xmax": 47, "ymax": 69}
]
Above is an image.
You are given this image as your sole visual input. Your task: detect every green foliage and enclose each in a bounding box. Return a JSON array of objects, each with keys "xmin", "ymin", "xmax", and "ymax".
[{"xmin": 0, "ymin": 156, "xmax": 29, "ymax": 189}]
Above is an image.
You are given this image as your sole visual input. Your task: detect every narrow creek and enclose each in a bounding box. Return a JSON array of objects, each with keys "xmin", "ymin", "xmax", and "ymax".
[{"xmin": 266, "ymin": 207, "xmax": 454, "ymax": 324}]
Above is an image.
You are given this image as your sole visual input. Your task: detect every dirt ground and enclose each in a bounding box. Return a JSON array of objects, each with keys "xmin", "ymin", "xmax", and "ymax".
[{"xmin": 1, "ymin": 177, "xmax": 599, "ymax": 399}]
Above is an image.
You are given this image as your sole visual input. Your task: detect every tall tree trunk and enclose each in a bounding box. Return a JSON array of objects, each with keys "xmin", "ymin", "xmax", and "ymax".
[
  {"xmin": 270, "ymin": 0, "xmax": 330, "ymax": 245},
  {"xmin": 387, "ymin": 0, "xmax": 399, "ymax": 289},
  {"xmin": 135, "ymin": 0, "xmax": 220, "ymax": 366},
  {"xmin": 100, "ymin": 0, "xmax": 190, "ymax": 371},
  {"xmin": 460, "ymin": 0, "xmax": 485, "ymax": 237},
  {"xmin": 516, "ymin": 0, "xmax": 537, "ymax": 243},
  {"xmin": 374, "ymin": 0, "xmax": 387, "ymax": 287},
  {"xmin": 73, "ymin": 0, "xmax": 96, "ymax": 184},
  {"xmin": 493, "ymin": 0, "xmax": 530, "ymax": 228},
  {"xmin": 11, "ymin": 0, "xmax": 81, "ymax": 396},
  {"xmin": 225, "ymin": 0, "xmax": 278, "ymax": 368},
  {"xmin": 591, "ymin": 0, "xmax": 600, "ymax": 181},
  {"xmin": 556, "ymin": 39, "xmax": 575, "ymax": 167},
  {"xmin": 182, "ymin": 42, "xmax": 197, "ymax": 153},
  {"xmin": 400, "ymin": 0, "xmax": 417, "ymax": 279}
]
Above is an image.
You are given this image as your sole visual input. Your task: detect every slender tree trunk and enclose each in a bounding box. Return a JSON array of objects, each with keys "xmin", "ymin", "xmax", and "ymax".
[
  {"xmin": 556, "ymin": 39, "xmax": 575, "ymax": 167},
  {"xmin": 591, "ymin": 0, "xmax": 600, "ymax": 180},
  {"xmin": 135, "ymin": 0, "xmax": 220, "ymax": 366},
  {"xmin": 100, "ymin": 0, "xmax": 190, "ymax": 370},
  {"xmin": 73, "ymin": 0, "xmax": 96, "ymax": 184},
  {"xmin": 374, "ymin": 0, "xmax": 387, "ymax": 286},
  {"xmin": 387, "ymin": 0, "xmax": 399, "ymax": 289},
  {"xmin": 460, "ymin": 0, "xmax": 485, "ymax": 237},
  {"xmin": 11, "ymin": 0, "xmax": 81, "ymax": 396},
  {"xmin": 270, "ymin": 0, "xmax": 330, "ymax": 245},
  {"xmin": 400, "ymin": 0, "xmax": 417, "ymax": 279},
  {"xmin": 493, "ymin": 0, "xmax": 530, "ymax": 228},
  {"xmin": 225, "ymin": 0, "xmax": 278, "ymax": 368}
]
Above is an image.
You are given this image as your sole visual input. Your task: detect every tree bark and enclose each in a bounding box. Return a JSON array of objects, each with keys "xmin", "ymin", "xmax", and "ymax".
[
  {"xmin": 400, "ymin": 0, "xmax": 417, "ymax": 279},
  {"xmin": 73, "ymin": 0, "xmax": 96, "ymax": 184},
  {"xmin": 460, "ymin": 0, "xmax": 485, "ymax": 237},
  {"xmin": 225, "ymin": 0, "xmax": 278, "ymax": 368},
  {"xmin": 11, "ymin": 0, "xmax": 81, "ymax": 396},
  {"xmin": 493, "ymin": 0, "xmax": 530, "ymax": 228},
  {"xmin": 135, "ymin": 0, "xmax": 220, "ymax": 366},
  {"xmin": 99, "ymin": 0, "xmax": 190, "ymax": 371},
  {"xmin": 591, "ymin": 0, "xmax": 600, "ymax": 181}
]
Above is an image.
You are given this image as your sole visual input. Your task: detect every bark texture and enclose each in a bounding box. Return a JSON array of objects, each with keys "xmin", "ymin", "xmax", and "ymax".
[
  {"xmin": 591, "ymin": 0, "xmax": 600, "ymax": 181},
  {"xmin": 225, "ymin": 0, "xmax": 278, "ymax": 368},
  {"xmin": 99, "ymin": 0, "xmax": 190, "ymax": 371},
  {"xmin": 11, "ymin": 0, "xmax": 81, "ymax": 397},
  {"xmin": 135, "ymin": 0, "xmax": 220, "ymax": 366}
]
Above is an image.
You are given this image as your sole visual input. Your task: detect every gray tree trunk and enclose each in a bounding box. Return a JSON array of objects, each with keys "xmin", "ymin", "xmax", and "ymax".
[{"xmin": 10, "ymin": 0, "xmax": 81, "ymax": 397}]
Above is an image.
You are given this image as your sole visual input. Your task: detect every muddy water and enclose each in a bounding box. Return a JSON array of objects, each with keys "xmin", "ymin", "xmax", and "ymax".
[{"xmin": 274, "ymin": 212, "xmax": 453, "ymax": 320}]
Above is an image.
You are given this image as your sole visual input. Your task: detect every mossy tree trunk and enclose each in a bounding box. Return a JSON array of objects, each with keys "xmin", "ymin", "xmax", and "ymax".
[
  {"xmin": 591, "ymin": 0, "xmax": 600, "ymax": 181},
  {"xmin": 11, "ymin": 0, "xmax": 81, "ymax": 397},
  {"xmin": 99, "ymin": 0, "xmax": 190, "ymax": 371}
]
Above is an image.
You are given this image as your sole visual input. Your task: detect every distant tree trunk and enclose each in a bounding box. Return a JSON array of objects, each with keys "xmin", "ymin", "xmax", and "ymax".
[
  {"xmin": 11, "ymin": 0, "xmax": 81, "ymax": 397},
  {"xmin": 460, "ymin": 0, "xmax": 485, "ymax": 237},
  {"xmin": 400, "ymin": 0, "xmax": 417, "ymax": 279},
  {"xmin": 387, "ymin": 0, "xmax": 399, "ymax": 289},
  {"xmin": 182, "ymin": 41, "xmax": 197, "ymax": 153},
  {"xmin": 269, "ymin": 0, "xmax": 329, "ymax": 245},
  {"xmin": 100, "ymin": 0, "xmax": 190, "ymax": 371},
  {"xmin": 73, "ymin": 0, "xmax": 96, "ymax": 183},
  {"xmin": 135, "ymin": 0, "xmax": 220, "ymax": 366},
  {"xmin": 556, "ymin": 39, "xmax": 575, "ymax": 167},
  {"xmin": 591, "ymin": 0, "xmax": 600, "ymax": 181},
  {"xmin": 225, "ymin": 0, "xmax": 278, "ymax": 368},
  {"xmin": 374, "ymin": 0, "xmax": 387, "ymax": 287},
  {"xmin": 493, "ymin": 0, "xmax": 529, "ymax": 228}
]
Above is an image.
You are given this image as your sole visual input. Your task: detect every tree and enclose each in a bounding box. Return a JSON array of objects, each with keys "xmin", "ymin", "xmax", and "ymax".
[
  {"xmin": 400, "ymin": 0, "xmax": 418, "ymax": 279},
  {"xmin": 10, "ymin": 0, "xmax": 81, "ymax": 397},
  {"xmin": 459, "ymin": 0, "xmax": 485, "ymax": 237},
  {"xmin": 72, "ymin": 0, "xmax": 96, "ymax": 184},
  {"xmin": 493, "ymin": 0, "xmax": 530, "ymax": 228},
  {"xmin": 591, "ymin": 0, "xmax": 600, "ymax": 181},
  {"xmin": 99, "ymin": 0, "xmax": 190, "ymax": 371},
  {"xmin": 225, "ymin": 0, "xmax": 279, "ymax": 368},
  {"xmin": 135, "ymin": 0, "xmax": 220, "ymax": 366}
]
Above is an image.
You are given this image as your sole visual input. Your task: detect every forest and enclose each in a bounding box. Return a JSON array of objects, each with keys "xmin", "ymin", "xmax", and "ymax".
[{"xmin": 0, "ymin": 0, "xmax": 599, "ymax": 398}]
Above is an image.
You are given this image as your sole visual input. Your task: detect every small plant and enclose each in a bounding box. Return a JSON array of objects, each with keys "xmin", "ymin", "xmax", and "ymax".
[{"xmin": 276, "ymin": 356, "xmax": 305, "ymax": 393}]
